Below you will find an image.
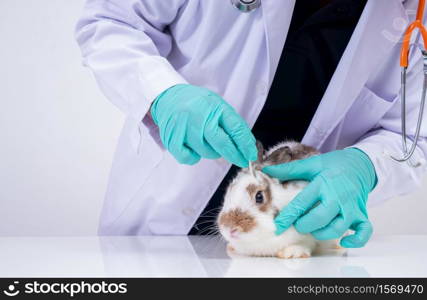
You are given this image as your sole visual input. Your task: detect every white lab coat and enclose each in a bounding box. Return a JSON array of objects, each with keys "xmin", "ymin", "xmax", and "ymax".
[{"xmin": 75, "ymin": 0, "xmax": 427, "ymax": 235}]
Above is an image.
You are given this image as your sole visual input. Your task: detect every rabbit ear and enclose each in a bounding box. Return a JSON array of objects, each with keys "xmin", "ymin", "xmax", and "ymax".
[
  {"xmin": 251, "ymin": 140, "xmax": 265, "ymax": 171},
  {"xmin": 263, "ymin": 144, "xmax": 319, "ymax": 166},
  {"xmin": 255, "ymin": 140, "xmax": 265, "ymax": 163},
  {"xmin": 263, "ymin": 146, "xmax": 293, "ymax": 166}
]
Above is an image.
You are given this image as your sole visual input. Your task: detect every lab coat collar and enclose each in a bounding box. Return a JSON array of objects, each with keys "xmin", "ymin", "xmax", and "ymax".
[{"xmin": 301, "ymin": 0, "xmax": 408, "ymax": 148}]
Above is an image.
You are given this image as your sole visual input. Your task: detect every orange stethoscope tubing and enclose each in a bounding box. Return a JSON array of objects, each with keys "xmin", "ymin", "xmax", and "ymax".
[
  {"xmin": 400, "ymin": 0, "xmax": 427, "ymax": 67},
  {"xmin": 392, "ymin": 0, "xmax": 427, "ymax": 165}
]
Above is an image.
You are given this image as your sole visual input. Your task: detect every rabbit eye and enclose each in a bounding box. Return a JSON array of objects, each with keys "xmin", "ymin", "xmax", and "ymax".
[{"xmin": 255, "ymin": 191, "xmax": 264, "ymax": 204}]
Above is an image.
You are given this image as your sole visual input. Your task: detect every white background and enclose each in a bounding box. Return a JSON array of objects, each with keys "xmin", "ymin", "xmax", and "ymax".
[{"xmin": 0, "ymin": 0, "xmax": 426, "ymax": 236}]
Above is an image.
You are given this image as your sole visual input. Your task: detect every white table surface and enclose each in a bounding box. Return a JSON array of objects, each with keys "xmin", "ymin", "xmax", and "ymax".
[{"xmin": 0, "ymin": 235, "xmax": 426, "ymax": 277}]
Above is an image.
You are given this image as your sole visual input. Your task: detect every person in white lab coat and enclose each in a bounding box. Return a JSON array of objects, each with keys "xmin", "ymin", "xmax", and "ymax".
[{"xmin": 75, "ymin": 0, "xmax": 427, "ymax": 247}]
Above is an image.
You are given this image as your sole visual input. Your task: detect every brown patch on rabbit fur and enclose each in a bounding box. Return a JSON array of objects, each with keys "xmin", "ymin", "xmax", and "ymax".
[
  {"xmin": 264, "ymin": 144, "xmax": 318, "ymax": 165},
  {"xmin": 253, "ymin": 140, "xmax": 318, "ymax": 170},
  {"xmin": 246, "ymin": 179, "xmax": 272, "ymax": 212},
  {"xmin": 218, "ymin": 208, "xmax": 257, "ymax": 233},
  {"xmin": 287, "ymin": 143, "xmax": 318, "ymax": 161}
]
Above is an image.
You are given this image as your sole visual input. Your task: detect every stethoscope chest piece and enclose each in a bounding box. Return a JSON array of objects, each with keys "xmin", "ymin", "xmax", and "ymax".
[{"xmin": 231, "ymin": 0, "xmax": 261, "ymax": 12}]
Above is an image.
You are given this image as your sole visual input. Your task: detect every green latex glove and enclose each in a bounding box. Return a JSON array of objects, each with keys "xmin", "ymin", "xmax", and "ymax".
[
  {"xmin": 150, "ymin": 84, "xmax": 257, "ymax": 167},
  {"xmin": 263, "ymin": 148, "xmax": 377, "ymax": 248}
]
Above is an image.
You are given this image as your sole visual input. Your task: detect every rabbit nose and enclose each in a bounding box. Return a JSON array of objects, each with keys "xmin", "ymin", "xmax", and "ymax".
[{"xmin": 218, "ymin": 208, "xmax": 256, "ymax": 234}]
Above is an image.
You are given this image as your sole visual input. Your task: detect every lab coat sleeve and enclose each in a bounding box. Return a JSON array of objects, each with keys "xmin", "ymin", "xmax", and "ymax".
[
  {"xmin": 74, "ymin": 0, "xmax": 188, "ymax": 121},
  {"xmin": 352, "ymin": 48, "xmax": 427, "ymax": 206}
]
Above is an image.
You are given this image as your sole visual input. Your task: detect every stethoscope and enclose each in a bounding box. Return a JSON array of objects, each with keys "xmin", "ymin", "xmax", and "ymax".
[
  {"xmin": 231, "ymin": 0, "xmax": 261, "ymax": 12},
  {"xmin": 232, "ymin": 0, "xmax": 426, "ymax": 167},
  {"xmin": 391, "ymin": 0, "xmax": 427, "ymax": 167}
]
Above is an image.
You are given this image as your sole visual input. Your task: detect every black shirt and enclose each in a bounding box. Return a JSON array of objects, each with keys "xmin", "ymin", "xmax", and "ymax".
[{"xmin": 189, "ymin": 0, "xmax": 367, "ymax": 235}]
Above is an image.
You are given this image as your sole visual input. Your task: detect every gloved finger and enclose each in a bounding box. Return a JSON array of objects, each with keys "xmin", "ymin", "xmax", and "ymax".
[
  {"xmin": 197, "ymin": 145, "xmax": 221, "ymax": 159},
  {"xmin": 204, "ymin": 121, "xmax": 248, "ymax": 168},
  {"xmin": 219, "ymin": 106, "xmax": 257, "ymax": 162},
  {"xmin": 274, "ymin": 180, "xmax": 321, "ymax": 235},
  {"xmin": 186, "ymin": 125, "xmax": 221, "ymax": 159},
  {"xmin": 311, "ymin": 215, "xmax": 350, "ymax": 240},
  {"xmin": 262, "ymin": 155, "xmax": 321, "ymax": 181},
  {"xmin": 294, "ymin": 200, "xmax": 340, "ymax": 234},
  {"xmin": 167, "ymin": 114, "xmax": 201, "ymax": 165},
  {"xmin": 340, "ymin": 220, "xmax": 373, "ymax": 248}
]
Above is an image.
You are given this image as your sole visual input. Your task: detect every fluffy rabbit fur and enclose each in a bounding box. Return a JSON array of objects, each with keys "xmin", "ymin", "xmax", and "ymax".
[{"xmin": 217, "ymin": 140, "xmax": 337, "ymax": 259}]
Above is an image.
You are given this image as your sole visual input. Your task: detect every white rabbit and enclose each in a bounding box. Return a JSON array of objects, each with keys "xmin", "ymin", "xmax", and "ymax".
[{"xmin": 217, "ymin": 140, "xmax": 339, "ymax": 258}]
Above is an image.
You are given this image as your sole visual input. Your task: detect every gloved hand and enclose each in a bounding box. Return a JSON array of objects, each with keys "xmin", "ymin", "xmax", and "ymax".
[
  {"xmin": 150, "ymin": 84, "xmax": 257, "ymax": 167},
  {"xmin": 263, "ymin": 148, "xmax": 377, "ymax": 248}
]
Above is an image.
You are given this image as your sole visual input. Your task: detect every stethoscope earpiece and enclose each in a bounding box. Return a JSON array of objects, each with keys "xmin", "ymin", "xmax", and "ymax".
[{"xmin": 231, "ymin": 0, "xmax": 261, "ymax": 13}]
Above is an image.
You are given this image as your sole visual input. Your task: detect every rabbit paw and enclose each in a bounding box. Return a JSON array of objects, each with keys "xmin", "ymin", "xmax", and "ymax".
[{"xmin": 276, "ymin": 245, "xmax": 311, "ymax": 259}]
